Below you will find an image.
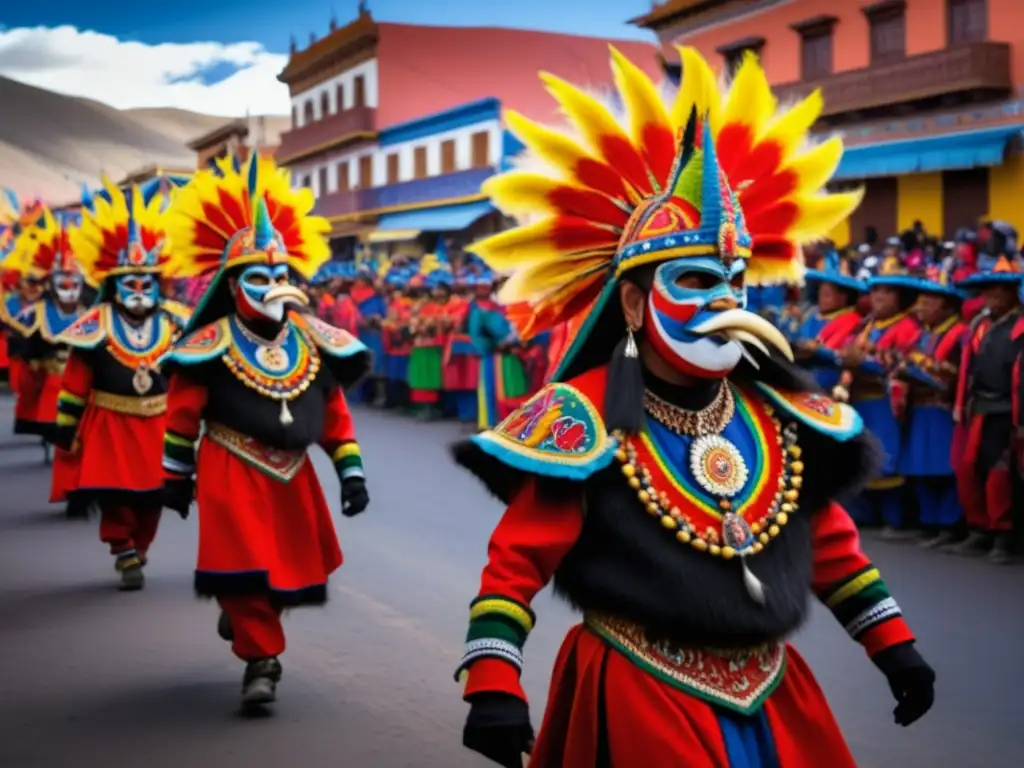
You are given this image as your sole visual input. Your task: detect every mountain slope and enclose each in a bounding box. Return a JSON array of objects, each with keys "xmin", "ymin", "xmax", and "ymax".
[{"xmin": 0, "ymin": 75, "xmax": 287, "ymax": 206}]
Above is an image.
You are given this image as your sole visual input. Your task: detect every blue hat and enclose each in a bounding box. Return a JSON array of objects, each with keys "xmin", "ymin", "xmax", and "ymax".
[
  {"xmin": 955, "ymin": 255, "xmax": 1024, "ymax": 289},
  {"xmin": 917, "ymin": 263, "xmax": 965, "ymax": 300},
  {"xmin": 805, "ymin": 249, "xmax": 866, "ymax": 293},
  {"xmin": 867, "ymin": 255, "xmax": 922, "ymax": 292},
  {"xmin": 312, "ymin": 260, "xmax": 352, "ymax": 285}
]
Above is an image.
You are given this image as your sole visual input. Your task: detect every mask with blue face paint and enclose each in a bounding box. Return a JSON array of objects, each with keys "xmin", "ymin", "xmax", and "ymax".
[
  {"xmin": 234, "ymin": 263, "xmax": 307, "ymax": 323},
  {"xmin": 116, "ymin": 273, "xmax": 159, "ymax": 315},
  {"xmin": 644, "ymin": 256, "xmax": 790, "ymax": 379}
]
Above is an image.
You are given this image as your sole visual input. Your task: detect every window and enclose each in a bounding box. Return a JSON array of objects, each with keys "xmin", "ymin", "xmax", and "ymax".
[
  {"xmin": 353, "ymin": 75, "xmax": 366, "ymax": 107},
  {"xmin": 948, "ymin": 0, "xmax": 986, "ymax": 44},
  {"xmin": 864, "ymin": 0, "xmax": 906, "ymax": 64},
  {"xmin": 414, "ymin": 146, "xmax": 428, "ymax": 179},
  {"xmin": 471, "ymin": 131, "xmax": 490, "ymax": 168},
  {"xmin": 716, "ymin": 36, "xmax": 765, "ymax": 78},
  {"xmin": 336, "ymin": 83, "xmax": 346, "ymax": 111},
  {"xmin": 291, "ymin": 106, "xmax": 297, "ymax": 128},
  {"xmin": 791, "ymin": 16, "xmax": 837, "ymax": 80},
  {"xmin": 303, "ymin": 101, "xmax": 314, "ymax": 125},
  {"xmin": 320, "ymin": 92, "xmax": 330, "ymax": 118},
  {"xmin": 386, "ymin": 153, "xmax": 399, "ymax": 185},
  {"xmin": 358, "ymin": 155, "xmax": 373, "ymax": 188},
  {"xmin": 318, "ymin": 167, "xmax": 328, "ymax": 195},
  {"xmin": 337, "ymin": 161, "xmax": 350, "ymax": 192},
  {"xmin": 303, "ymin": 175, "xmax": 312, "ymax": 189},
  {"xmin": 440, "ymin": 139, "xmax": 456, "ymax": 174}
]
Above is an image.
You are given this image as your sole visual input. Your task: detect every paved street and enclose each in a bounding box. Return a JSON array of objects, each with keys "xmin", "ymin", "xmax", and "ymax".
[{"xmin": 0, "ymin": 392, "xmax": 1021, "ymax": 768}]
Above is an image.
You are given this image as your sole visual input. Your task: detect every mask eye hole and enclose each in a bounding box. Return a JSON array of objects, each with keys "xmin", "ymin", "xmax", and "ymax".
[
  {"xmin": 730, "ymin": 273, "xmax": 745, "ymax": 290},
  {"xmin": 246, "ymin": 274, "xmax": 271, "ymax": 287},
  {"xmin": 674, "ymin": 273, "xmax": 719, "ymax": 290}
]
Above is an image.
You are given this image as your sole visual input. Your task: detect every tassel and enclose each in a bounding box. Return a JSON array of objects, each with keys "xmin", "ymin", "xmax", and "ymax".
[
  {"xmin": 279, "ymin": 399, "xmax": 294, "ymax": 427},
  {"xmin": 605, "ymin": 327, "xmax": 645, "ymax": 435},
  {"xmin": 741, "ymin": 557, "xmax": 766, "ymax": 605}
]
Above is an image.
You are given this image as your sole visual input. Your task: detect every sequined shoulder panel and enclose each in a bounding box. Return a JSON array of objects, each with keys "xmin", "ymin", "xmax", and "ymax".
[
  {"xmin": 289, "ymin": 311, "xmax": 368, "ymax": 359},
  {"xmin": 40, "ymin": 301, "xmax": 84, "ymax": 342},
  {"xmin": 8, "ymin": 301, "xmax": 40, "ymax": 337},
  {"xmin": 58, "ymin": 305, "xmax": 107, "ymax": 349},
  {"xmin": 160, "ymin": 317, "xmax": 232, "ymax": 366},
  {"xmin": 469, "ymin": 382, "xmax": 617, "ymax": 480},
  {"xmin": 754, "ymin": 383, "xmax": 862, "ymax": 441},
  {"xmin": 0, "ymin": 295, "xmax": 23, "ymax": 325}
]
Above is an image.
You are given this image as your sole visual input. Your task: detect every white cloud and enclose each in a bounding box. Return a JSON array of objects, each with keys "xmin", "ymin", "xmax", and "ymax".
[{"xmin": 0, "ymin": 25, "xmax": 290, "ymax": 116}]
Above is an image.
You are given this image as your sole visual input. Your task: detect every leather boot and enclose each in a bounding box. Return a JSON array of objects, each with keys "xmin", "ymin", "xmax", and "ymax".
[{"xmin": 242, "ymin": 657, "xmax": 282, "ymax": 707}]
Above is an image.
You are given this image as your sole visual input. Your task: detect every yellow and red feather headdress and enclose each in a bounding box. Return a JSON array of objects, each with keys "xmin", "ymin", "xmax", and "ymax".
[
  {"xmin": 163, "ymin": 154, "xmax": 330, "ymax": 282},
  {"xmin": 474, "ymin": 46, "xmax": 862, "ymax": 350},
  {"xmin": 69, "ymin": 177, "xmax": 166, "ymax": 287},
  {"xmin": 7, "ymin": 206, "xmax": 88, "ymax": 283}
]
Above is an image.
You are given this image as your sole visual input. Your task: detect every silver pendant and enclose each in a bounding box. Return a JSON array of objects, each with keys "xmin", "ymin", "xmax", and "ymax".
[{"xmin": 132, "ymin": 365, "xmax": 153, "ymax": 395}]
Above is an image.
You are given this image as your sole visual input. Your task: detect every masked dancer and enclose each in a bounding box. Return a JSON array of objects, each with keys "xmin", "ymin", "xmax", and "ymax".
[
  {"xmin": 451, "ymin": 48, "xmax": 935, "ymax": 767},
  {"xmin": 54, "ymin": 182, "xmax": 181, "ymax": 586},
  {"xmin": 159, "ymin": 155, "xmax": 372, "ymax": 708}
]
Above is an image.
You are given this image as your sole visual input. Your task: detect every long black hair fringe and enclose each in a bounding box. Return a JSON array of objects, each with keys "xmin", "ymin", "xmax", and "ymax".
[{"xmin": 604, "ymin": 333, "xmax": 646, "ymax": 435}]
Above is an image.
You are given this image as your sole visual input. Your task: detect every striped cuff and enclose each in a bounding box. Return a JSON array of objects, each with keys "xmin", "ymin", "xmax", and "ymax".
[
  {"xmin": 57, "ymin": 390, "xmax": 86, "ymax": 427},
  {"xmin": 454, "ymin": 595, "xmax": 535, "ymax": 682},
  {"xmin": 332, "ymin": 441, "xmax": 364, "ymax": 479},
  {"xmin": 821, "ymin": 566, "xmax": 904, "ymax": 645},
  {"xmin": 163, "ymin": 429, "xmax": 197, "ymax": 477}
]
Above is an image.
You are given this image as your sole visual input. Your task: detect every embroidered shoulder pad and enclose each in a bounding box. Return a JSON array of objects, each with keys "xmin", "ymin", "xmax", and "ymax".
[
  {"xmin": 8, "ymin": 301, "xmax": 40, "ymax": 337},
  {"xmin": 469, "ymin": 382, "xmax": 618, "ymax": 481},
  {"xmin": 57, "ymin": 305, "xmax": 107, "ymax": 349},
  {"xmin": 754, "ymin": 383, "xmax": 863, "ymax": 442},
  {"xmin": 160, "ymin": 317, "xmax": 231, "ymax": 366},
  {"xmin": 290, "ymin": 311, "xmax": 369, "ymax": 359}
]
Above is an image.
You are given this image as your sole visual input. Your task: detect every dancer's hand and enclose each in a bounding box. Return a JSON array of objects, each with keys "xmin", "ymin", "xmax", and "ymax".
[
  {"xmin": 162, "ymin": 476, "xmax": 194, "ymax": 519},
  {"xmin": 463, "ymin": 692, "xmax": 534, "ymax": 768},
  {"xmin": 341, "ymin": 476, "xmax": 369, "ymax": 517},
  {"xmin": 873, "ymin": 641, "xmax": 935, "ymax": 726}
]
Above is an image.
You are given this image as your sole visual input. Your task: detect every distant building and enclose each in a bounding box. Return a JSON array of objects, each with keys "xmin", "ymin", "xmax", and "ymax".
[
  {"xmin": 187, "ymin": 118, "xmax": 281, "ymax": 170},
  {"xmin": 276, "ymin": 9, "xmax": 661, "ymax": 251},
  {"xmin": 632, "ymin": 0, "xmax": 1024, "ymax": 242}
]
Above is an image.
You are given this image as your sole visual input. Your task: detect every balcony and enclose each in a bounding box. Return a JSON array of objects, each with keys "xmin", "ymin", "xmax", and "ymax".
[
  {"xmin": 374, "ymin": 167, "xmax": 495, "ymax": 210},
  {"xmin": 277, "ymin": 106, "xmax": 377, "ymax": 164},
  {"xmin": 775, "ymin": 42, "xmax": 1012, "ymax": 119},
  {"xmin": 312, "ymin": 188, "xmax": 379, "ymax": 218}
]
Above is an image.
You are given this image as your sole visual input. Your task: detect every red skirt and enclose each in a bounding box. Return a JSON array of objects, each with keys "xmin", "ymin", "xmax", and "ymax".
[
  {"xmin": 530, "ymin": 625, "xmax": 857, "ymax": 768},
  {"xmin": 49, "ymin": 447, "xmax": 82, "ymax": 503},
  {"xmin": 194, "ymin": 439, "xmax": 342, "ymax": 605},
  {"xmin": 0, "ymin": 334, "xmax": 8, "ymax": 372},
  {"xmin": 76, "ymin": 406, "xmax": 167, "ymax": 495},
  {"xmin": 13, "ymin": 365, "xmax": 46, "ymax": 433}
]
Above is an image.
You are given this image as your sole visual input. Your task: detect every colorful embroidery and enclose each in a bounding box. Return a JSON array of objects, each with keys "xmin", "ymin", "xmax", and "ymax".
[
  {"xmin": 222, "ymin": 315, "xmax": 320, "ymax": 400},
  {"xmin": 8, "ymin": 301, "xmax": 40, "ymax": 337},
  {"xmin": 39, "ymin": 300, "xmax": 82, "ymax": 342},
  {"xmin": 469, "ymin": 383, "xmax": 618, "ymax": 480},
  {"xmin": 161, "ymin": 317, "xmax": 232, "ymax": 366},
  {"xmin": 290, "ymin": 311, "xmax": 368, "ymax": 359},
  {"xmin": 58, "ymin": 306, "xmax": 106, "ymax": 349},
  {"xmin": 205, "ymin": 422, "xmax": 308, "ymax": 482},
  {"xmin": 619, "ymin": 386, "xmax": 802, "ymax": 559},
  {"xmin": 104, "ymin": 305, "xmax": 176, "ymax": 370},
  {"xmin": 755, "ymin": 383, "xmax": 862, "ymax": 441},
  {"xmin": 587, "ymin": 614, "xmax": 786, "ymax": 715}
]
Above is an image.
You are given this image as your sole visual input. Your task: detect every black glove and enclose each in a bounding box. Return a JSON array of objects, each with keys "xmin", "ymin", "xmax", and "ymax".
[
  {"xmin": 163, "ymin": 476, "xmax": 194, "ymax": 519},
  {"xmin": 52, "ymin": 424, "xmax": 77, "ymax": 453},
  {"xmin": 341, "ymin": 476, "xmax": 369, "ymax": 517},
  {"xmin": 463, "ymin": 692, "xmax": 534, "ymax": 768},
  {"xmin": 873, "ymin": 641, "xmax": 935, "ymax": 727}
]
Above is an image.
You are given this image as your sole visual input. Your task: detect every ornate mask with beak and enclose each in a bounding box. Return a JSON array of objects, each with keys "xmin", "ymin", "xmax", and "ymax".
[
  {"xmin": 226, "ymin": 198, "xmax": 309, "ymax": 324},
  {"xmin": 114, "ymin": 223, "xmax": 164, "ymax": 314}
]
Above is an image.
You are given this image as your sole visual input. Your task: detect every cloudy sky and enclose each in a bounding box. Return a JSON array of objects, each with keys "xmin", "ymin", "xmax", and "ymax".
[{"xmin": 0, "ymin": 0, "xmax": 651, "ymax": 116}]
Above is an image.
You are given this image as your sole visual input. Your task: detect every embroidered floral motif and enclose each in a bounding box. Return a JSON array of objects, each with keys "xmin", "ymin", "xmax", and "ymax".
[{"xmin": 587, "ymin": 614, "xmax": 785, "ymax": 715}]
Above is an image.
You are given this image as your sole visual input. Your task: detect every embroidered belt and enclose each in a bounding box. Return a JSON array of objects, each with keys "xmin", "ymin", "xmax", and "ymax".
[
  {"xmin": 205, "ymin": 422, "xmax": 306, "ymax": 482},
  {"xmin": 584, "ymin": 614, "xmax": 786, "ymax": 715},
  {"xmin": 91, "ymin": 391, "xmax": 168, "ymax": 417}
]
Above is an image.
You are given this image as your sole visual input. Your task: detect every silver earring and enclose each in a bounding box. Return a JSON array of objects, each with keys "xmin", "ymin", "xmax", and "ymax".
[{"xmin": 624, "ymin": 326, "xmax": 639, "ymax": 358}]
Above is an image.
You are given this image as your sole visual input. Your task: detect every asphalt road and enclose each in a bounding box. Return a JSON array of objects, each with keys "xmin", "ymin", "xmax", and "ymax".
[{"xmin": 0, "ymin": 393, "xmax": 1021, "ymax": 768}]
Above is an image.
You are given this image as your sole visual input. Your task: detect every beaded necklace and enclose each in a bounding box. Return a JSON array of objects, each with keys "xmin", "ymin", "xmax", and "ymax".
[{"xmin": 612, "ymin": 390, "xmax": 804, "ymax": 603}]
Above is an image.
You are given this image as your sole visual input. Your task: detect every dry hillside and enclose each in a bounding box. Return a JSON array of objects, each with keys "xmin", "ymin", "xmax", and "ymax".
[{"xmin": 0, "ymin": 75, "xmax": 288, "ymax": 206}]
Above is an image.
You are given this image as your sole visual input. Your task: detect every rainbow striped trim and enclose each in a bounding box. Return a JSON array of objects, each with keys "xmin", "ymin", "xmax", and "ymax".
[
  {"xmin": 454, "ymin": 595, "xmax": 536, "ymax": 681},
  {"xmin": 819, "ymin": 566, "xmax": 902, "ymax": 641},
  {"xmin": 332, "ymin": 441, "xmax": 363, "ymax": 479}
]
